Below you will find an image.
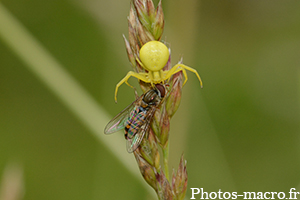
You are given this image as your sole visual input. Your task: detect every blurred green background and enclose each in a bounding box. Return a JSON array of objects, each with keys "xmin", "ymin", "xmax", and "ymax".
[{"xmin": 0, "ymin": 0, "xmax": 300, "ymax": 199}]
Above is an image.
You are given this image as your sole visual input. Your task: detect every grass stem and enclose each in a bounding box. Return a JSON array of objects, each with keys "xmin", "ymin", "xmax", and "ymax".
[{"xmin": 0, "ymin": 2, "xmax": 155, "ymax": 197}]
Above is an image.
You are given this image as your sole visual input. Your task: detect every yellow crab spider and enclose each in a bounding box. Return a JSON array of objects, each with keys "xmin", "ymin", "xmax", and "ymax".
[{"xmin": 114, "ymin": 41, "xmax": 203, "ymax": 102}]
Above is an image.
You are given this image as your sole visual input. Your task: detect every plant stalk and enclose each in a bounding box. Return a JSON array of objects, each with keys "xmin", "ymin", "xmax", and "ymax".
[{"xmin": 163, "ymin": 141, "xmax": 170, "ymax": 181}]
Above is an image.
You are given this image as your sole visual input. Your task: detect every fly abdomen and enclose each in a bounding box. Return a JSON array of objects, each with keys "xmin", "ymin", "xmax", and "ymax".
[{"xmin": 125, "ymin": 106, "xmax": 148, "ymax": 139}]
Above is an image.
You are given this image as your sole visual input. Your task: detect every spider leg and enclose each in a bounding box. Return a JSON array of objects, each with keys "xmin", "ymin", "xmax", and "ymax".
[
  {"xmin": 163, "ymin": 65, "xmax": 188, "ymax": 86},
  {"xmin": 114, "ymin": 71, "xmax": 150, "ymax": 102},
  {"xmin": 168, "ymin": 64, "xmax": 203, "ymax": 87},
  {"xmin": 136, "ymin": 57, "xmax": 144, "ymax": 68}
]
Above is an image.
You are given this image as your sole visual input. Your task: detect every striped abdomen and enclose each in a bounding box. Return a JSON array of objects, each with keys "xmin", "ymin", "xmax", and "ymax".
[{"xmin": 124, "ymin": 105, "xmax": 148, "ymax": 139}]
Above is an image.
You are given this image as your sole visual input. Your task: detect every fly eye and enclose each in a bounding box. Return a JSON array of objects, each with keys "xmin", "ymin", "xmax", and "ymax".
[{"xmin": 155, "ymin": 84, "xmax": 166, "ymax": 98}]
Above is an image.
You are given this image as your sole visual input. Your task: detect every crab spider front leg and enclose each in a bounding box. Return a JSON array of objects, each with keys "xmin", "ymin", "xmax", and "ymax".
[
  {"xmin": 114, "ymin": 71, "xmax": 150, "ymax": 102},
  {"xmin": 163, "ymin": 66, "xmax": 189, "ymax": 85},
  {"xmin": 164, "ymin": 64, "xmax": 203, "ymax": 87}
]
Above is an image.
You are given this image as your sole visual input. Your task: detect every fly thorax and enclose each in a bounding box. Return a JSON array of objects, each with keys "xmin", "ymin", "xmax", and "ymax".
[
  {"xmin": 140, "ymin": 101, "xmax": 149, "ymax": 110},
  {"xmin": 143, "ymin": 89, "xmax": 159, "ymax": 105}
]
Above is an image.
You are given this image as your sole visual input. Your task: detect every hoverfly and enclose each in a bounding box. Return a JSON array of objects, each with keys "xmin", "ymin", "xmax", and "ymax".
[{"xmin": 104, "ymin": 84, "xmax": 167, "ymax": 153}]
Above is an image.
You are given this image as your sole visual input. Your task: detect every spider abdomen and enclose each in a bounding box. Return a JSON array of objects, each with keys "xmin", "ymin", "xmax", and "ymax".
[{"xmin": 139, "ymin": 41, "xmax": 169, "ymax": 71}]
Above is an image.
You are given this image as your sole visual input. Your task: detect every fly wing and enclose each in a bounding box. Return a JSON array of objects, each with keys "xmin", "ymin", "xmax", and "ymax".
[
  {"xmin": 104, "ymin": 97, "xmax": 141, "ymax": 134},
  {"xmin": 126, "ymin": 106, "xmax": 157, "ymax": 153}
]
